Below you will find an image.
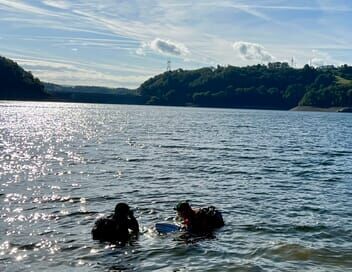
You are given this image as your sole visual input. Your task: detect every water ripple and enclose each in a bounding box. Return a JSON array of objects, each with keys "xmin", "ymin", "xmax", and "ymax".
[{"xmin": 1, "ymin": 102, "xmax": 352, "ymax": 271}]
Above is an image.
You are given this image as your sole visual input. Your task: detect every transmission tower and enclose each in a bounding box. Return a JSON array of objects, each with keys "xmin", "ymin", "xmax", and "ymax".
[{"xmin": 166, "ymin": 59, "xmax": 171, "ymax": 72}]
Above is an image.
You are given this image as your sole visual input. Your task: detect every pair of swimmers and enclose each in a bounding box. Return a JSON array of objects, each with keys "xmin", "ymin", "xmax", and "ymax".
[{"xmin": 92, "ymin": 201, "xmax": 224, "ymax": 243}]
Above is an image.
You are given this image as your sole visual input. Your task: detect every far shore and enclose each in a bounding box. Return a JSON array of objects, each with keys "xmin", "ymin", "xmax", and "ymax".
[
  {"xmin": 290, "ymin": 106, "xmax": 350, "ymax": 112},
  {"xmin": 2, "ymin": 99, "xmax": 352, "ymax": 113}
]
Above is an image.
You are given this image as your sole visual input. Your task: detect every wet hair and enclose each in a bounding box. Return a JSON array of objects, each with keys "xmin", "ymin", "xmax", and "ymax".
[
  {"xmin": 174, "ymin": 201, "xmax": 192, "ymax": 212},
  {"xmin": 114, "ymin": 202, "xmax": 130, "ymax": 216}
]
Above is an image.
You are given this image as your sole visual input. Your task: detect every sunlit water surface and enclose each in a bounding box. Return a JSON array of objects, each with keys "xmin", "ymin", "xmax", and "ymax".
[{"xmin": 0, "ymin": 101, "xmax": 352, "ymax": 271}]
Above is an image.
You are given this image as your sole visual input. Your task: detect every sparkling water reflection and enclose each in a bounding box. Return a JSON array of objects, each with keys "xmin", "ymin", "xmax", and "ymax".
[{"xmin": 0, "ymin": 101, "xmax": 352, "ymax": 271}]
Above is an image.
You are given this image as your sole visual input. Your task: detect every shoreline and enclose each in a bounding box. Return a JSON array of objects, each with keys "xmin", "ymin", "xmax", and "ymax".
[
  {"xmin": 1, "ymin": 99, "xmax": 351, "ymax": 113},
  {"xmin": 290, "ymin": 106, "xmax": 350, "ymax": 112}
]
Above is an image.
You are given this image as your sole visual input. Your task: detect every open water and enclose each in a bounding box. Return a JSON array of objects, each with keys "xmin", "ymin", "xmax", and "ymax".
[{"xmin": 0, "ymin": 101, "xmax": 352, "ymax": 271}]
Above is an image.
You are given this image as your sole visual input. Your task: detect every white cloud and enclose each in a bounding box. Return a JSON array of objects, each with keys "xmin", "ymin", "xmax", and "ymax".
[
  {"xmin": 135, "ymin": 47, "xmax": 145, "ymax": 56},
  {"xmin": 233, "ymin": 41, "xmax": 274, "ymax": 62},
  {"xmin": 310, "ymin": 49, "xmax": 341, "ymax": 67},
  {"xmin": 151, "ymin": 38, "xmax": 189, "ymax": 56},
  {"xmin": 310, "ymin": 58, "xmax": 325, "ymax": 67},
  {"xmin": 137, "ymin": 38, "xmax": 190, "ymax": 57},
  {"xmin": 135, "ymin": 42, "xmax": 147, "ymax": 56}
]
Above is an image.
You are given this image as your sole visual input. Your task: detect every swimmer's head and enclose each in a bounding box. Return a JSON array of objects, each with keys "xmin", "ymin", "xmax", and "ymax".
[
  {"xmin": 174, "ymin": 201, "xmax": 193, "ymax": 217},
  {"xmin": 114, "ymin": 202, "xmax": 131, "ymax": 217}
]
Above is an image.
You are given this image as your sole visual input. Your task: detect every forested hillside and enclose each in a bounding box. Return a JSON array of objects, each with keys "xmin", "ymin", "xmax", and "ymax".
[
  {"xmin": 0, "ymin": 56, "xmax": 47, "ymax": 100},
  {"xmin": 139, "ymin": 63, "xmax": 352, "ymax": 109}
]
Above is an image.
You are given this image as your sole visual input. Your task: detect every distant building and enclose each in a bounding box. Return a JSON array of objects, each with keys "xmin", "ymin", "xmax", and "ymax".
[
  {"xmin": 268, "ymin": 62, "xmax": 290, "ymax": 69},
  {"xmin": 317, "ymin": 65, "xmax": 335, "ymax": 70}
]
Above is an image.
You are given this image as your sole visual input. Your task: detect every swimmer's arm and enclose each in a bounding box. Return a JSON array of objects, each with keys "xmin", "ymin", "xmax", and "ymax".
[{"xmin": 128, "ymin": 212, "xmax": 139, "ymax": 234}]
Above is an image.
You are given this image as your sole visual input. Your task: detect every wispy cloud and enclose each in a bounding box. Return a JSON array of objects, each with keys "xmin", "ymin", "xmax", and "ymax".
[
  {"xmin": 227, "ymin": 3, "xmax": 352, "ymax": 12},
  {"xmin": 15, "ymin": 57, "xmax": 151, "ymax": 88},
  {"xmin": 15, "ymin": 58, "xmax": 76, "ymax": 70},
  {"xmin": 0, "ymin": 0, "xmax": 351, "ymax": 87},
  {"xmin": 37, "ymin": 69, "xmax": 149, "ymax": 88},
  {"xmin": 316, "ymin": 0, "xmax": 352, "ymax": 12},
  {"xmin": 0, "ymin": 0, "xmax": 58, "ymax": 16},
  {"xmin": 42, "ymin": 0, "xmax": 70, "ymax": 10}
]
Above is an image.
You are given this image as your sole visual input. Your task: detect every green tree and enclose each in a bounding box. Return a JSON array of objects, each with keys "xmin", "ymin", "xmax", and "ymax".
[{"xmin": 283, "ymin": 84, "xmax": 305, "ymax": 108}]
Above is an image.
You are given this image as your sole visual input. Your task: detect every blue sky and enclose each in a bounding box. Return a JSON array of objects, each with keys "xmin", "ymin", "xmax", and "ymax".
[{"xmin": 0, "ymin": 0, "xmax": 351, "ymax": 88}]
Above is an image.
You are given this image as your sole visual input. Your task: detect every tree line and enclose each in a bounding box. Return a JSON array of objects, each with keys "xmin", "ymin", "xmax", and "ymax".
[
  {"xmin": 1, "ymin": 54, "xmax": 352, "ymax": 109},
  {"xmin": 139, "ymin": 64, "xmax": 352, "ymax": 109}
]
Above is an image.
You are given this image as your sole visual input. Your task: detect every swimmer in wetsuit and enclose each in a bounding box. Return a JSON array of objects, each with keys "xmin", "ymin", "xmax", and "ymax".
[
  {"xmin": 92, "ymin": 202, "xmax": 139, "ymax": 243},
  {"xmin": 174, "ymin": 201, "xmax": 224, "ymax": 234}
]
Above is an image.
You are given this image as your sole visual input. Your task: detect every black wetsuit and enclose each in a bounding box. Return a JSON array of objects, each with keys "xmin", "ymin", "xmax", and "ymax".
[
  {"xmin": 184, "ymin": 207, "xmax": 224, "ymax": 233},
  {"xmin": 92, "ymin": 213, "xmax": 139, "ymax": 243}
]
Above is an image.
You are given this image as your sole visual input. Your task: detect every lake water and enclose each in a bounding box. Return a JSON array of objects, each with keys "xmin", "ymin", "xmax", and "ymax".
[{"xmin": 0, "ymin": 101, "xmax": 352, "ymax": 271}]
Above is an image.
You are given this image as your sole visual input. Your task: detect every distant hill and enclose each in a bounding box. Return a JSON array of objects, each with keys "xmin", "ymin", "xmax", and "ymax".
[
  {"xmin": 44, "ymin": 83, "xmax": 133, "ymax": 95},
  {"xmin": 44, "ymin": 83, "xmax": 143, "ymax": 104},
  {"xmin": 138, "ymin": 64, "xmax": 352, "ymax": 109},
  {"xmin": 0, "ymin": 56, "xmax": 48, "ymax": 100}
]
